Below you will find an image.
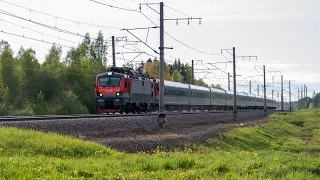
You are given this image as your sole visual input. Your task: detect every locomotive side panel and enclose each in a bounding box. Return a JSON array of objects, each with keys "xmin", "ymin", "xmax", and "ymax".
[{"xmin": 130, "ymin": 79, "xmax": 153, "ymax": 105}]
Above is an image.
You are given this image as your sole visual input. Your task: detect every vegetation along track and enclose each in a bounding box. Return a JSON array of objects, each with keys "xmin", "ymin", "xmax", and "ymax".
[{"xmin": 0, "ymin": 110, "xmax": 275, "ymax": 152}]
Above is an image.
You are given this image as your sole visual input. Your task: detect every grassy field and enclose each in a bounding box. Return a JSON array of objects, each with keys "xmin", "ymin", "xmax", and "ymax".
[{"xmin": 1, "ymin": 109, "xmax": 320, "ymax": 179}]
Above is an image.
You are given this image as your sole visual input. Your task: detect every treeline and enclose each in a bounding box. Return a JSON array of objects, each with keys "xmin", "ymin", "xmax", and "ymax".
[
  {"xmin": 0, "ymin": 32, "xmax": 107, "ymax": 116},
  {"xmin": 0, "ymin": 32, "xmax": 221, "ymax": 116},
  {"xmin": 143, "ymin": 59, "xmax": 222, "ymax": 89}
]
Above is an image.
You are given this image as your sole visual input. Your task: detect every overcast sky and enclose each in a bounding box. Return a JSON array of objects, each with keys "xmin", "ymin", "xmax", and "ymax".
[{"xmin": 1, "ymin": 0, "xmax": 319, "ymax": 101}]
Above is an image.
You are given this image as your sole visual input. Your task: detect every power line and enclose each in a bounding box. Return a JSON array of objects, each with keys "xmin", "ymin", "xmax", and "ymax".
[
  {"xmin": 175, "ymin": 25, "xmax": 220, "ymax": 54},
  {"xmin": 200, "ymin": 26, "xmax": 227, "ymax": 49},
  {"xmin": 0, "ymin": 0, "xmax": 120, "ymax": 32},
  {"xmin": 89, "ymin": 0, "xmax": 140, "ymax": 12},
  {"xmin": 165, "ymin": 5, "xmax": 192, "ymax": 18},
  {"xmin": 1, "ymin": 30, "xmax": 73, "ymax": 48},
  {"xmin": 0, "ymin": 18, "xmax": 76, "ymax": 44},
  {"xmin": 188, "ymin": 25, "xmax": 222, "ymax": 50},
  {"xmin": 139, "ymin": 6, "xmax": 219, "ymax": 56},
  {"xmin": 0, "ymin": 9, "xmax": 97, "ymax": 40},
  {"xmin": 165, "ymin": 32, "xmax": 219, "ymax": 56}
]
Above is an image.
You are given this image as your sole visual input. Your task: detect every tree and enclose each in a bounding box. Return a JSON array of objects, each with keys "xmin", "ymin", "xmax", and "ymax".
[
  {"xmin": 34, "ymin": 70, "xmax": 62, "ymax": 101},
  {"xmin": 90, "ymin": 31, "xmax": 107, "ymax": 66},
  {"xmin": 182, "ymin": 63, "xmax": 193, "ymax": 84},
  {"xmin": 42, "ymin": 45, "xmax": 63, "ymax": 77},
  {"xmin": 195, "ymin": 79, "xmax": 209, "ymax": 87},
  {"xmin": 172, "ymin": 70, "xmax": 183, "ymax": 82},
  {"xmin": 0, "ymin": 44, "xmax": 20, "ymax": 102},
  {"xmin": 33, "ymin": 91, "xmax": 48, "ymax": 115},
  {"xmin": 143, "ymin": 60, "xmax": 172, "ymax": 80},
  {"xmin": 0, "ymin": 81, "xmax": 10, "ymax": 115},
  {"xmin": 210, "ymin": 83, "xmax": 223, "ymax": 90},
  {"xmin": 50, "ymin": 90, "xmax": 89, "ymax": 115},
  {"xmin": 19, "ymin": 48, "xmax": 41, "ymax": 101},
  {"xmin": 313, "ymin": 93, "xmax": 320, "ymax": 108}
]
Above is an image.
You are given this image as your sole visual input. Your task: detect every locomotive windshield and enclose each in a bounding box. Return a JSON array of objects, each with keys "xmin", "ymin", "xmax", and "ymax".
[{"xmin": 99, "ymin": 76, "xmax": 121, "ymax": 87}]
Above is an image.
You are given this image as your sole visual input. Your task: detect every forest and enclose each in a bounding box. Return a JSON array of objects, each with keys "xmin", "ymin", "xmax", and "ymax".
[{"xmin": 0, "ymin": 31, "xmax": 221, "ymax": 116}]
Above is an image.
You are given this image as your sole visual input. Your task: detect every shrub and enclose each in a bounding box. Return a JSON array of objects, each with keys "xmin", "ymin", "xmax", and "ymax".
[
  {"xmin": 11, "ymin": 103, "xmax": 34, "ymax": 116},
  {"xmin": 49, "ymin": 90, "xmax": 89, "ymax": 115},
  {"xmin": 33, "ymin": 91, "xmax": 49, "ymax": 115}
]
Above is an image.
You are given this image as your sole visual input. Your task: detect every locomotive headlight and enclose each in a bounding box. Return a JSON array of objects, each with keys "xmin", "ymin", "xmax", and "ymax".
[
  {"xmin": 116, "ymin": 92, "xmax": 120, "ymax": 96},
  {"xmin": 99, "ymin": 93, "xmax": 103, "ymax": 97}
]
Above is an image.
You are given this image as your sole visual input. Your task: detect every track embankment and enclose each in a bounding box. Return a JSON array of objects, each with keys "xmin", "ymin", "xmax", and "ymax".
[{"xmin": 0, "ymin": 111, "xmax": 274, "ymax": 152}]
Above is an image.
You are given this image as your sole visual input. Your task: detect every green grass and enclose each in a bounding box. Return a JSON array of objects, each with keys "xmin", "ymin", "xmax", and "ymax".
[{"xmin": 1, "ymin": 109, "xmax": 320, "ymax": 179}]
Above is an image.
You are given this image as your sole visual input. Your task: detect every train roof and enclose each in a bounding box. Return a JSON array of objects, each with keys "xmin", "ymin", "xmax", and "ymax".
[
  {"xmin": 247, "ymin": 94, "xmax": 256, "ymax": 98},
  {"xmin": 237, "ymin": 92, "xmax": 248, "ymax": 96},
  {"xmin": 225, "ymin": 90, "xmax": 234, "ymax": 95},
  {"xmin": 210, "ymin": 88, "xmax": 226, "ymax": 94},
  {"xmin": 189, "ymin": 84, "xmax": 210, "ymax": 92},
  {"xmin": 164, "ymin": 80, "xmax": 189, "ymax": 89}
]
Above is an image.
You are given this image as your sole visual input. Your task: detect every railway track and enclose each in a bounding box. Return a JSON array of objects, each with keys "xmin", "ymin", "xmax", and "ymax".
[{"xmin": 0, "ymin": 110, "xmax": 263, "ymax": 122}]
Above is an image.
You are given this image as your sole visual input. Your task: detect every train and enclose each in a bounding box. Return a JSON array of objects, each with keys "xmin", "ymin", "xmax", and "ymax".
[{"xmin": 94, "ymin": 67, "xmax": 277, "ymax": 114}]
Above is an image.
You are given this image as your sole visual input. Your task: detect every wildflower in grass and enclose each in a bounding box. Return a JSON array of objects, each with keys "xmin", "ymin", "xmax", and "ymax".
[{"xmin": 0, "ymin": 148, "xmax": 4, "ymax": 152}]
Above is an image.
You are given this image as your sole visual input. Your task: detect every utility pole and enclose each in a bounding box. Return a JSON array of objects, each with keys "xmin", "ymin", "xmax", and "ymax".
[
  {"xmin": 112, "ymin": 36, "xmax": 116, "ymax": 67},
  {"xmin": 153, "ymin": 2, "xmax": 201, "ymax": 126},
  {"xmin": 298, "ymin": 88, "xmax": 300, "ymax": 110},
  {"xmin": 221, "ymin": 47, "xmax": 256, "ymax": 117},
  {"xmin": 233, "ymin": 47, "xmax": 237, "ymax": 117},
  {"xmin": 306, "ymin": 86, "xmax": 308, "ymax": 98},
  {"xmin": 228, "ymin": 72, "xmax": 231, "ymax": 91},
  {"xmin": 277, "ymin": 91, "xmax": 279, "ymax": 110},
  {"xmin": 281, "ymin": 75, "xmax": 284, "ymax": 111},
  {"xmin": 157, "ymin": 2, "xmax": 166, "ymax": 124},
  {"xmin": 289, "ymin": 81, "xmax": 291, "ymax": 111},
  {"xmin": 249, "ymin": 80, "xmax": 251, "ymax": 94},
  {"xmin": 272, "ymin": 90, "xmax": 274, "ymax": 100},
  {"xmin": 257, "ymin": 84, "xmax": 260, "ymax": 95},
  {"xmin": 301, "ymin": 87, "xmax": 303, "ymax": 109},
  {"xmin": 192, "ymin": 60, "xmax": 194, "ymax": 85},
  {"xmin": 306, "ymin": 86, "xmax": 308, "ymax": 108},
  {"xmin": 263, "ymin": 65, "xmax": 267, "ymax": 113}
]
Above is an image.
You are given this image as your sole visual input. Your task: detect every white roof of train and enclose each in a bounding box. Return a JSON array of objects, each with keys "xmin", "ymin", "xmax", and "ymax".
[
  {"xmin": 164, "ymin": 80, "xmax": 189, "ymax": 89},
  {"xmin": 225, "ymin": 90, "xmax": 234, "ymax": 95},
  {"xmin": 210, "ymin": 88, "xmax": 226, "ymax": 94},
  {"xmin": 189, "ymin": 84, "xmax": 210, "ymax": 92},
  {"xmin": 237, "ymin": 92, "xmax": 248, "ymax": 96}
]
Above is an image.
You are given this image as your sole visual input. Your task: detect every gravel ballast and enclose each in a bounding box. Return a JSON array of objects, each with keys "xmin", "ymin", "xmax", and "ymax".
[{"xmin": 0, "ymin": 111, "xmax": 273, "ymax": 152}]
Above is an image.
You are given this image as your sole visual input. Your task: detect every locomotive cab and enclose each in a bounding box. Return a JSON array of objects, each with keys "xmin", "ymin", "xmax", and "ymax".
[{"xmin": 95, "ymin": 71, "xmax": 129, "ymax": 114}]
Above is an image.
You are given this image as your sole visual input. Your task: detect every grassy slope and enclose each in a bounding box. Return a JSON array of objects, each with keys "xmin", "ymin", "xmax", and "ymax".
[{"xmin": 1, "ymin": 109, "xmax": 320, "ymax": 179}]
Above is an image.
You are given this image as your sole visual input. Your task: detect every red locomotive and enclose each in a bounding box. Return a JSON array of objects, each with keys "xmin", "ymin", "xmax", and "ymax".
[{"xmin": 95, "ymin": 67, "xmax": 158, "ymax": 114}]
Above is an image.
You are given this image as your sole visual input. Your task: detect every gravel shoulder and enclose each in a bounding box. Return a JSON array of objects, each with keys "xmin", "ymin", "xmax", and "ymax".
[{"xmin": 0, "ymin": 111, "xmax": 273, "ymax": 153}]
